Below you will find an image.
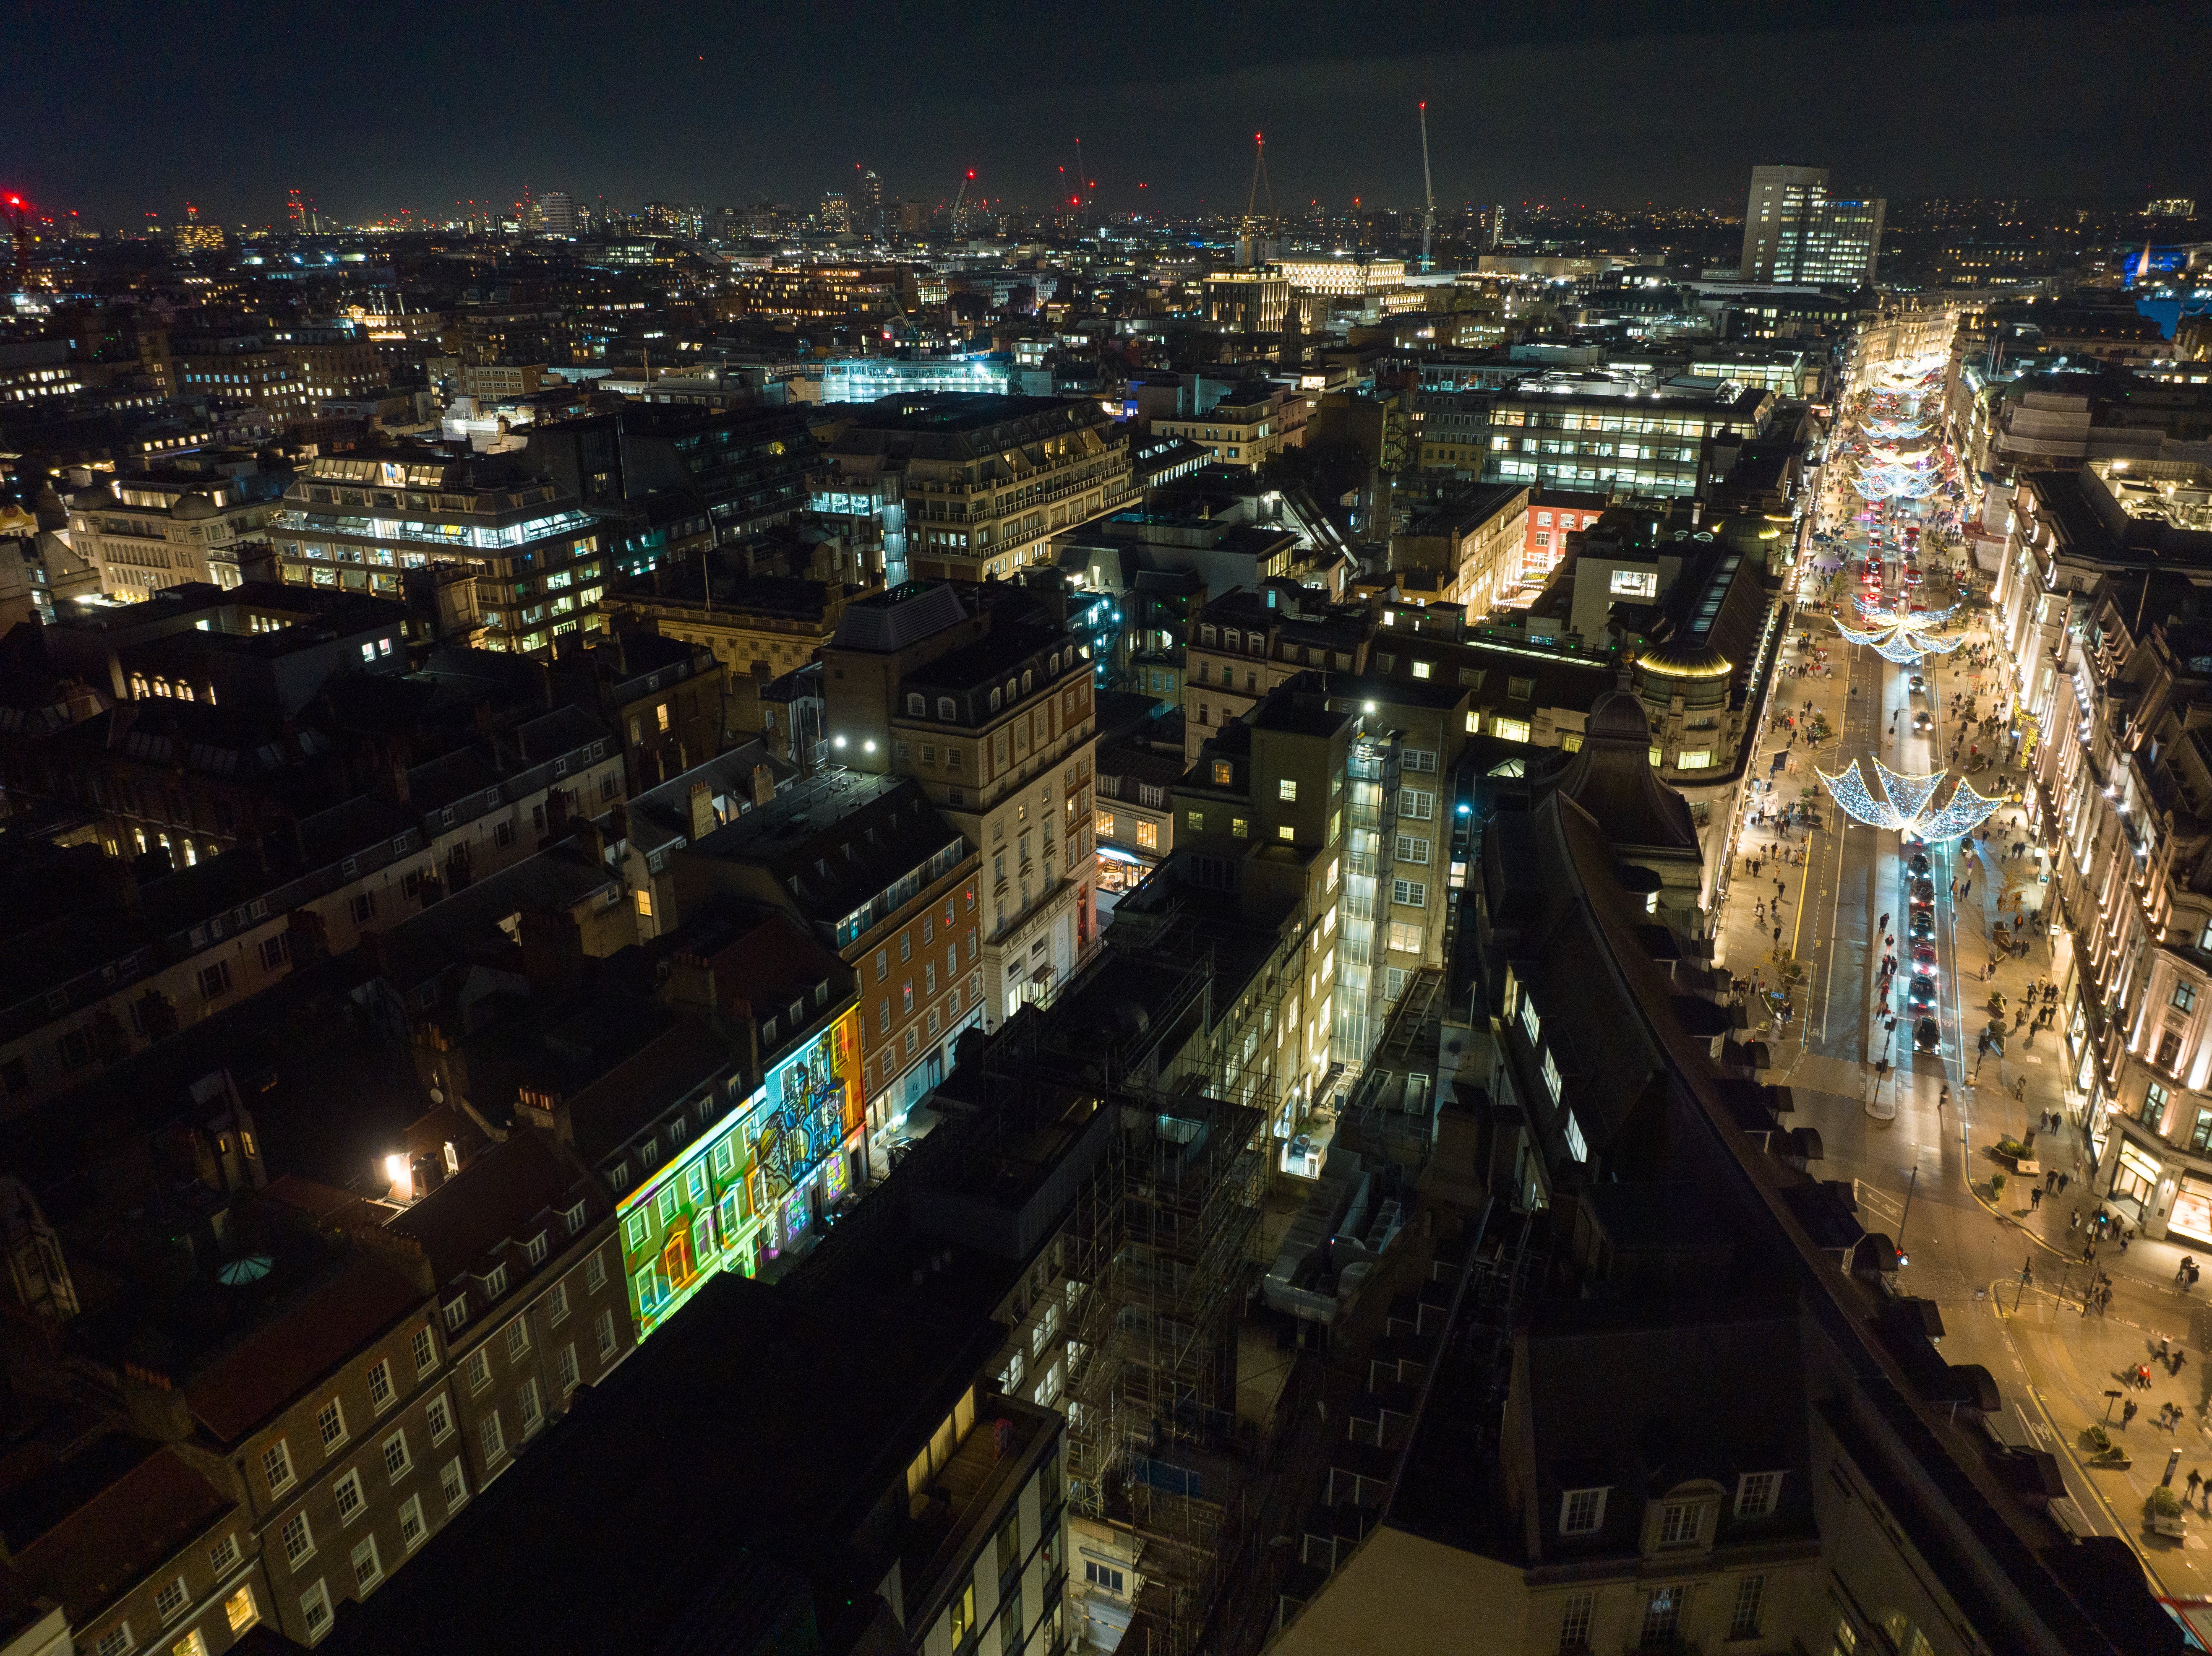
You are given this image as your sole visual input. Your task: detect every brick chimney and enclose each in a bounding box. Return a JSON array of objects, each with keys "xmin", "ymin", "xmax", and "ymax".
[
  {"xmin": 688, "ymin": 781, "xmax": 714, "ymax": 843},
  {"xmin": 751, "ymin": 764, "xmax": 777, "ymax": 807}
]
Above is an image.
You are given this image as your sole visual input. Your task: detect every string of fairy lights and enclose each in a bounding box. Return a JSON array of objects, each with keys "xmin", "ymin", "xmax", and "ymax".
[{"xmin": 1817, "ymin": 755, "xmax": 2006, "ymax": 842}]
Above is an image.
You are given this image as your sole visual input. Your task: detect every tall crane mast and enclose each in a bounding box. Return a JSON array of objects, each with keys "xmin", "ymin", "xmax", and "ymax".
[
  {"xmin": 1418, "ymin": 102, "xmax": 1436, "ymax": 273},
  {"xmin": 952, "ymin": 169, "xmax": 973, "ymax": 234}
]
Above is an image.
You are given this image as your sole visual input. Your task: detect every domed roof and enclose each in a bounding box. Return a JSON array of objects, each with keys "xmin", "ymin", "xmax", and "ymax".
[
  {"xmin": 172, "ymin": 493, "xmax": 218, "ymax": 521},
  {"xmin": 1585, "ymin": 688, "xmax": 1651, "ymax": 742},
  {"xmin": 1638, "ymin": 641, "xmax": 1733, "ymax": 680}
]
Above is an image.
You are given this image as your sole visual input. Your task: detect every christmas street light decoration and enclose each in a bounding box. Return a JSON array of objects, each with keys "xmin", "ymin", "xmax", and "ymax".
[
  {"xmin": 1818, "ymin": 756, "xmax": 2005, "ymax": 842},
  {"xmin": 1833, "ymin": 602, "xmax": 1968, "ymax": 663}
]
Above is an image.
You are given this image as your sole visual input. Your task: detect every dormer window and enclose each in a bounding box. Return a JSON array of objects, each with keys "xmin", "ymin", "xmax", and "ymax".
[
  {"xmin": 788, "ymin": 999, "xmax": 803, "ymax": 1024},
  {"xmin": 1560, "ymin": 1487, "xmax": 1607, "ymax": 1536},
  {"xmin": 938, "ymin": 696, "xmax": 957, "ymax": 720},
  {"xmin": 764, "ymin": 1015, "xmax": 779, "ymax": 1045},
  {"xmin": 481, "ymin": 1263, "xmax": 508, "ymax": 1299},
  {"xmin": 1735, "ymin": 1471, "xmax": 1784, "ymax": 1517},
  {"xmin": 1021, "ymin": 670, "xmax": 1033, "ymax": 694},
  {"xmin": 563, "ymin": 1201, "xmax": 587, "ymax": 1235},
  {"xmin": 989, "ymin": 688, "xmax": 1002, "ymax": 712},
  {"xmin": 815, "ymin": 981, "xmax": 830, "ymax": 1005},
  {"xmin": 907, "ymin": 693, "xmax": 925, "ymax": 716},
  {"xmin": 525, "ymin": 1232, "xmax": 547, "ymax": 1266}
]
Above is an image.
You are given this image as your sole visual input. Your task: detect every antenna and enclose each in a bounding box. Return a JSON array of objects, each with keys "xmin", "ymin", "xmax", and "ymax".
[
  {"xmin": 1418, "ymin": 102, "xmax": 1436, "ymax": 273},
  {"xmin": 1244, "ymin": 133, "xmax": 1273, "ymax": 224}
]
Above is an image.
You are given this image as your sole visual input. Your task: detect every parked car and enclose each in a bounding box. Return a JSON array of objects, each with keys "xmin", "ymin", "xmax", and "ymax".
[
  {"xmin": 1907, "ymin": 851, "xmax": 1932, "ymax": 875},
  {"xmin": 1912, "ymin": 878, "xmax": 1937, "ymax": 905},
  {"xmin": 1909, "ymin": 909, "xmax": 1936, "ymax": 938},
  {"xmin": 1912, "ymin": 943, "xmax": 1939, "ymax": 976},
  {"xmin": 1907, "ymin": 975, "xmax": 1938, "ymax": 1011}
]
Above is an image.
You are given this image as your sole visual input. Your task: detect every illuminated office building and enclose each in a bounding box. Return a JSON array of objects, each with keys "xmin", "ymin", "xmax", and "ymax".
[
  {"xmin": 271, "ymin": 452, "xmax": 604, "ymax": 655},
  {"xmin": 1740, "ymin": 164, "xmax": 1884, "ymax": 286},
  {"xmin": 1484, "ymin": 372, "xmax": 1775, "ymax": 498}
]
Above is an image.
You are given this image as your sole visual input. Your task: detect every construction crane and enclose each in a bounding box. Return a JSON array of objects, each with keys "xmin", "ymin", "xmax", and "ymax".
[
  {"xmin": 951, "ymin": 169, "xmax": 974, "ymax": 234},
  {"xmin": 1418, "ymin": 102, "xmax": 1436, "ymax": 272}
]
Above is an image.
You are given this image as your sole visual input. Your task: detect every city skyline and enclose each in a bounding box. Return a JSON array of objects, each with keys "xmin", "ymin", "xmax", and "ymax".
[{"xmin": 9, "ymin": 0, "xmax": 2208, "ymax": 226}]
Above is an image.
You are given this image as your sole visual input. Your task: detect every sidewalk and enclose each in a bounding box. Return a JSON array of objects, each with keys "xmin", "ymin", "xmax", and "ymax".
[{"xmin": 1995, "ymin": 1276, "xmax": 2212, "ymax": 1597}]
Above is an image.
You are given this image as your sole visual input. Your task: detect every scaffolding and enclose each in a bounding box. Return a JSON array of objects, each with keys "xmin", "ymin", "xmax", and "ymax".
[{"xmin": 1065, "ymin": 1081, "xmax": 1268, "ymax": 1656}]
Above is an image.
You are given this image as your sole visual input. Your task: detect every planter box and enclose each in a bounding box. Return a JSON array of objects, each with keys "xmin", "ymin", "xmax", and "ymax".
[{"xmin": 2150, "ymin": 1513, "xmax": 2187, "ymax": 1538}]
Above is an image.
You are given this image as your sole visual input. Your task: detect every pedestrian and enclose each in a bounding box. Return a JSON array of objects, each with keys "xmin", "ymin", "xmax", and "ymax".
[
  {"xmin": 2175, "ymin": 1350, "xmax": 2189, "ymax": 1380},
  {"xmin": 2125, "ymin": 1398, "xmax": 2140, "ymax": 1428},
  {"xmin": 2030, "ymin": 1185, "xmax": 2042, "ymax": 1210},
  {"xmin": 1938, "ymin": 1083, "xmax": 1950, "ymax": 1110},
  {"xmin": 1773, "ymin": 925, "xmax": 1782, "ymax": 946},
  {"xmin": 2058, "ymin": 1172, "xmax": 2069, "ymax": 1193},
  {"xmin": 2188, "ymin": 1469, "xmax": 2202, "ymax": 1503},
  {"xmin": 2069, "ymin": 1208, "xmax": 2081, "ymax": 1234}
]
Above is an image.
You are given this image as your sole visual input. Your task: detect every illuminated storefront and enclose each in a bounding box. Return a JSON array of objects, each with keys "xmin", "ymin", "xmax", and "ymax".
[{"xmin": 617, "ymin": 1008, "xmax": 863, "ymax": 1340}]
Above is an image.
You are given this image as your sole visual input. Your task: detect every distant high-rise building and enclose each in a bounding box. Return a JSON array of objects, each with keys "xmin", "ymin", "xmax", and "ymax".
[
  {"xmin": 2147, "ymin": 197, "xmax": 2197, "ymax": 219},
  {"xmin": 853, "ymin": 168, "xmax": 883, "ymax": 238},
  {"xmin": 541, "ymin": 190, "xmax": 577, "ymax": 235},
  {"xmin": 1740, "ymin": 164, "xmax": 1884, "ymax": 286},
  {"xmin": 819, "ymin": 191, "xmax": 852, "ymax": 234}
]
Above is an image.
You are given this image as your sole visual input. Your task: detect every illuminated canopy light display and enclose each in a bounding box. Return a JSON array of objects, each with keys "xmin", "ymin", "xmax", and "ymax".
[
  {"xmin": 1818, "ymin": 755, "xmax": 2005, "ymax": 841},
  {"xmin": 1832, "ymin": 602, "xmax": 1968, "ymax": 664}
]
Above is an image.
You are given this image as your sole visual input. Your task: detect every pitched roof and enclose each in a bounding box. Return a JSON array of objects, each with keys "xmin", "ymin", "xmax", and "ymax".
[
  {"xmin": 386, "ymin": 1131, "xmax": 592, "ymax": 1284},
  {"xmin": 184, "ymin": 1252, "xmax": 427, "ymax": 1446},
  {"xmin": 11, "ymin": 1445, "xmax": 233, "ymax": 1624}
]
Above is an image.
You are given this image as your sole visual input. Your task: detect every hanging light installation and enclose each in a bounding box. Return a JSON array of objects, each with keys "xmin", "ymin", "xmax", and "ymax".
[
  {"xmin": 1817, "ymin": 756, "xmax": 2005, "ymax": 842},
  {"xmin": 1832, "ymin": 601, "xmax": 1967, "ymax": 664}
]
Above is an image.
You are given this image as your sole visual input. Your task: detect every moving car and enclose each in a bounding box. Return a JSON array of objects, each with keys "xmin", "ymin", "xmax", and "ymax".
[
  {"xmin": 1911, "ymin": 878, "xmax": 1936, "ymax": 905},
  {"xmin": 1908, "ymin": 674, "xmax": 1926, "ymax": 694},
  {"xmin": 1907, "ymin": 851, "xmax": 1932, "ymax": 875},
  {"xmin": 1915, "ymin": 1016, "xmax": 1941, "ymax": 1053},
  {"xmin": 1912, "ymin": 710, "xmax": 1933, "ymax": 732},
  {"xmin": 1908, "ymin": 909, "xmax": 1936, "ymax": 938},
  {"xmin": 1906, "ymin": 974, "xmax": 1937, "ymax": 1011},
  {"xmin": 1912, "ymin": 942, "xmax": 1939, "ymax": 975}
]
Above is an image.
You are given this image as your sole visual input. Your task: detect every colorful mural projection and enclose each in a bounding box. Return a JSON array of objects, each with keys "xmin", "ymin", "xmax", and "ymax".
[{"xmin": 616, "ymin": 1008, "xmax": 862, "ymax": 1340}]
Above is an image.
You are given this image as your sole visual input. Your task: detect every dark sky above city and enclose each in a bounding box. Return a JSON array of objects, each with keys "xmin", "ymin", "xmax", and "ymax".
[{"xmin": 11, "ymin": 0, "xmax": 2209, "ymax": 226}]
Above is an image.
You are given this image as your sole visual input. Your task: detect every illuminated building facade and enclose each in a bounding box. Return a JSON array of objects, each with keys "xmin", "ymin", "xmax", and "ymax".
[
  {"xmin": 1485, "ymin": 375, "xmax": 1775, "ymax": 499},
  {"xmin": 1740, "ymin": 164, "xmax": 1884, "ymax": 286},
  {"xmin": 1994, "ymin": 460, "xmax": 2212, "ymax": 1239},
  {"xmin": 1522, "ymin": 487, "xmax": 1607, "ymax": 585},
  {"xmin": 615, "ymin": 1007, "xmax": 863, "ymax": 1338},
  {"xmin": 271, "ymin": 451, "xmax": 605, "ymax": 655}
]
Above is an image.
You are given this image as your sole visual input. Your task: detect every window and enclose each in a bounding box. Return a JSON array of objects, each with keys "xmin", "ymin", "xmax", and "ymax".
[
  {"xmin": 1492, "ymin": 715, "xmax": 1532, "ymax": 743},
  {"xmin": 412, "ymin": 1325, "xmax": 437, "ymax": 1376},
  {"xmin": 92, "ymin": 1627, "xmax": 133, "ymax": 1656},
  {"xmin": 208, "ymin": 1533, "xmax": 240, "ymax": 1575},
  {"xmin": 1187, "ymin": 810, "xmax": 1204, "ymax": 832},
  {"xmin": 548, "ymin": 1281, "xmax": 570, "ymax": 1324},
  {"xmin": 1398, "ymin": 787, "xmax": 1434, "ymax": 820},
  {"xmin": 1136, "ymin": 821, "xmax": 1158, "ymax": 850},
  {"xmin": 1560, "ymin": 1487, "xmax": 1607, "ymax": 1535},
  {"xmin": 1610, "ymin": 568, "xmax": 1659, "ymax": 597},
  {"xmin": 333, "ymin": 1468, "xmax": 365, "ymax": 1524},
  {"xmin": 586, "ymin": 1250, "xmax": 607, "ymax": 1293},
  {"xmin": 426, "ymin": 1391, "xmax": 453, "ymax": 1442},
  {"xmin": 2160, "ymin": 1029, "xmax": 2186, "ymax": 1071},
  {"xmin": 1564, "ymin": 1109, "xmax": 1589, "ymax": 1161},
  {"xmin": 155, "ymin": 1576, "xmax": 188, "ymax": 1622},
  {"xmin": 367, "ymin": 1359, "xmax": 393, "ymax": 1412},
  {"xmin": 467, "ymin": 1349, "xmax": 490, "ymax": 1391},
  {"xmin": 1392, "ymin": 879, "xmax": 1427, "ymax": 908},
  {"xmin": 1657, "ymin": 1499, "xmax": 1701, "ymax": 1547},
  {"xmin": 1411, "ymin": 659, "xmax": 1432, "ymax": 679},
  {"xmin": 281, "ymin": 1510, "xmax": 315, "ymax": 1565},
  {"xmin": 1212, "ymin": 760, "xmax": 1234, "ymax": 785},
  {"xmin": 480, "ymin": 1410, "xmax": 506, "ymax": 1462},
  {"xmin": 1278, "ymin": 779, "xmax": 1298, "ymax": 802},
  {"xmin": 1730, "ymin": 1574, "xmax": 1766, "ymax": 1640},
  {"xmin": 506, "ymin": 1318, "xmax": 530, "ymax": 1360},
  {"xmin": 299, "ymin": 1581, "xmax": 331, "ymax": 1640},
  {"xmin": 351, "ymin": 1534, "xmax": 383, "ymax": 1592},
  {"xmin": 596, "ymin": 1307, "xmax": 618, "ymax": 1358},
  {"xmin": 1394, "ymin": 834, "xmax": 1430, "ymax": 863},
  {"xmin": 563, "ymin": 1201, "xmax": 587, "ymax": 1236},
  {"xmin": 382, "ymin": 1429, "xmax": 411, "ymax": 1481},
  {"xmin": 197, "ymin": 961, "xmax": 231, "ymax": 1000},
  {"xmin": 399, "ymin": 1493, "xmax": 427, "ymax": 1551},
  {"xmin": 2177, "ymin": 982, "xmax": 2199, "ymax": 1014},
  {"xmin": 444, "ymin": 1298, "xmax": 467, "ymax": 1332},
  {"xmin": 519, "ymin": 1377, "xmax": 544, "ymax": 1435},
  {"xmin": 1735, "ymin": 1471, "xmax": 1782, "ymax": 1517},
  {"xmin": 1231, "ymin": 816, "xmax": 1249, "ymax": 838},
  {"xmin": 1542, "ymin": 1048, "xmax": 1562, "ymax": 1103},
  {"xmin": 1388, "ymin": 920, "xmax": 1424, "ymax": 952},
  {"xmin": 350, "ymin": 891, "xmax": 376, "ymax": 925},
  {"xmin": 1085, "ymin": 1560, "xmax": 1126, "ymax": 1595},
  {"xmin": 948, "ymin": 1583, "xmax": 976, "ymax": 1647},
  {"xmin": 1641, "ymin": 1585, "xmax": 1685, "ymax": 1648},
  {"xmin": 261, "ymin": 933, "xmax": 290, "ymax": 971},
  {"xmin": 317, "ymin": 1398, "xmax": 346, "ymax": 1448},
  {"xmin": 1277, "ymin": 824, "xmax": 1295, "ymax": 841},
  {"xmin": 261, "ymin": 1439, "xmax": 295, "ymax": 1495},
  {"xmin": 557, "ymin": 1342, "xmax": 579, "ymax": 1395},
  {"xmin": 223, "ymin": 1583, "xmax": 257, "ymax": 1634},
  {"xmin": 440, "ymin": 1457, "xmax": 469, "ymax": 1510},
  {"xmin": 1558, "ymin": 1591, "xmax": 1596, "ymax": 1652},
  {"xmin": 1402, "ymin": 747, "xmax": 1436, "ymax": 772},
  {"xmin": 2143, "ymin": 1082, "xmax": 2170, "ymax": 1127}
]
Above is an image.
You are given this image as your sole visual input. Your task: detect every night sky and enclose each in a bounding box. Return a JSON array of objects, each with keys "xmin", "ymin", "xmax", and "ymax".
[{"xmin": 11, "ymin": 0, "xmax": 2209, "ymax": 226}]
